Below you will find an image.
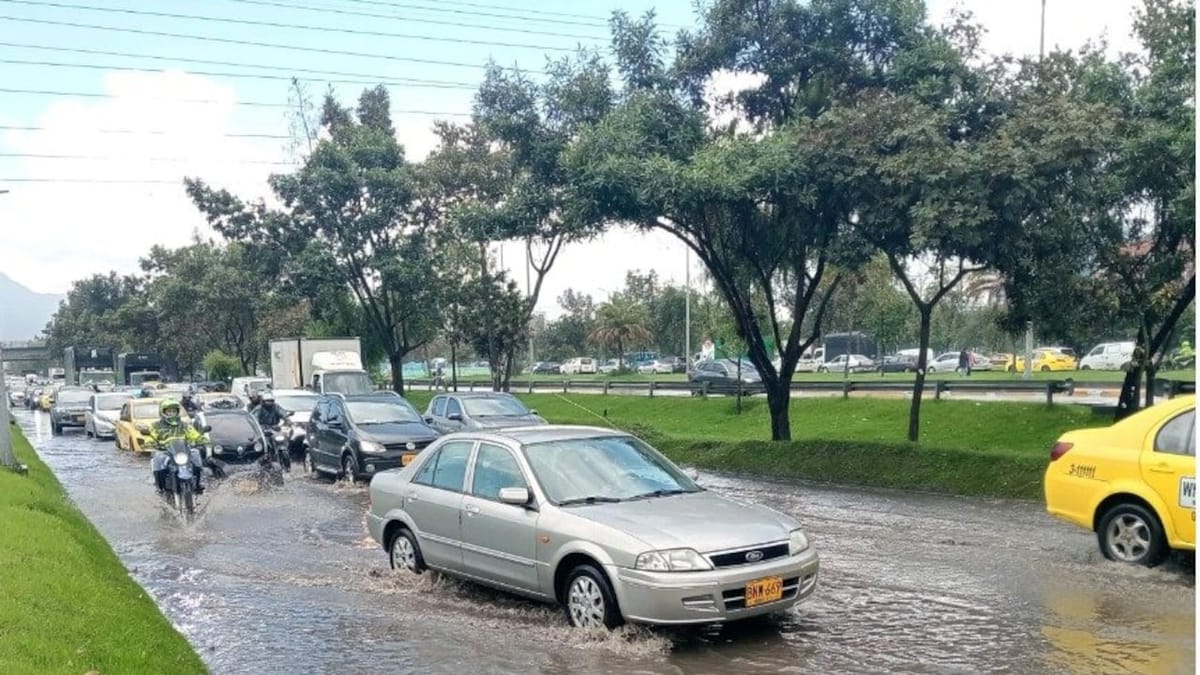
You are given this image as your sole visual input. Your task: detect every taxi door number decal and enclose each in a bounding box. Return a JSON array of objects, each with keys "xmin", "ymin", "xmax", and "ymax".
[{"xmin": 1180, "ymin": 476, "xmax": 1195, "ymax": 509}]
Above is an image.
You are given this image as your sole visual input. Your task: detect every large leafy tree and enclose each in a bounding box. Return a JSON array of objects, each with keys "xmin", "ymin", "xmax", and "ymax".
[
  {"xmin": 567, "ymin": 2, "xmax": 949, "ymax": 440},
  {"xmin": 1001, "ymin": 0, "xmax": 1194, "ymax": 416},
  {"xmin": 43, "ymin": 272, "xmax": 144, "ymax": 354},
  {"xmin": 187, "ymin": 86, "xmax": 441, "ymax": 392}
]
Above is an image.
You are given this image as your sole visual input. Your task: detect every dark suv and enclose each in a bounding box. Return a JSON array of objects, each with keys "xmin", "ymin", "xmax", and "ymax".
[
  {"xmin": 305, "ymin": 392, "xmax": 439, "ymax": 483},
  {"xmin": 50, "ymin": 386, "xmax": 94, "ymax": 435}
]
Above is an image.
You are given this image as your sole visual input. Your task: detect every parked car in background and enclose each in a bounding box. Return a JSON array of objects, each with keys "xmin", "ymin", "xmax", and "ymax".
[
  {"xmin": 818, "ymin": 354, "xmax": 876, "ymax": 373},
  {"xmin": 598, "ymin": 359, "xmax": 621, "ymax": 375},
  {"xmin": 1079, "ymin": 341, "xmax": 1136, "ymax": 371},
  {"xmin": 231, "ymin": 376, "xmax": 273, "ymax": 400},
  {"xmin": 1011, "ymin": 348, "xmax": 1078, "ymax": 373},
  {"xmin": 668, "ymin": 356, "xmax": 689, "ymax": 373},
  {"xmin": 49, "ymin": 386, "xmax": 94, "ymax": 435},
  {"xmin": 84, "ymin": 391, "xmax": 133, "ymax": 440},
  {"xmin": 366, "ymin": 426, "xmax": 820, "ymax": 629},
  {"xmin": 529, "ymin": 362, "xmax": 561, "ymax": 375},
  {"xmin": 305, "ymin": 392, "xmax": 439, "ymax": 483},
  {"xmin": 423, "ymin": 392, "xmax": 546, "ymax": 434},
  {"xmin": 878, "ymin": 354, "xmax": 918, "ymax": 373},
  {"xmin": 1044, "ymin": 394, "xmax": 1194, "ymax": 567},
  {"xmin": 927, "ymin": 351, "xmax": 991, "ymax": 373},
  {"xmin": 560, "ymin": 358, "xmax": 598, "ymax": 375},
  {"xmin": 688, "ymin": 358, "xmax": 762, "ymax": 388},
  {"xmin": 637, "ymin": 359, "xmax": 675, "ymax": 375}
]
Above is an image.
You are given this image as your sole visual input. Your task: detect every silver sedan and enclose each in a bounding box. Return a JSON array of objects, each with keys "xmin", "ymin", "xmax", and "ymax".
[{"xmin": 366, "ymin": 425, "xmax": 819, "ymax": 628}]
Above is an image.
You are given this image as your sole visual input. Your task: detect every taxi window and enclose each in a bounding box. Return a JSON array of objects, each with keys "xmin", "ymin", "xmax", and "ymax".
[{"xmin": 1154, "ymin": 410, "xmax": 1195, "ymax": 456}]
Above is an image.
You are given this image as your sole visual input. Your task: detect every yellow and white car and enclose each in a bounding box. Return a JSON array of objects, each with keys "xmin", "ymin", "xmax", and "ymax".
[
  {"xmin": 1044, "ymin": 395, "xmax": 1194, "ymax": 566},
  {"xmin": 115, "ymin": 398, "xmax": 190, "ymax": 454},
  {"xmin": 1011, "ymin": 347, "xmax": 1078, "ymax": 373}
]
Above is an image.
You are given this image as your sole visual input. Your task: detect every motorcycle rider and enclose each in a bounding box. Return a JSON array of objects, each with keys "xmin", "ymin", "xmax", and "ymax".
[
  {"xmin": 148, "ymin": 399, "xmax": 225, "ymax": 493},
  {"xmin": 181, "ymin": 391, "xmax": 200, "ymax": 415},
  {"xmin": 251, "ymin": 391, "xmax": 291, "ymax": 462}
]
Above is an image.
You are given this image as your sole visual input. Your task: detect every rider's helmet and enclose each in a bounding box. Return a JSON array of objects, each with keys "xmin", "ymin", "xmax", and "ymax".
[
  {"xmin": 159, "ymin": 398, "xmax": 182, "ymax": 424},
  {"xmin": 261, "ymin": 391, "xmax": 275, "ymax": 405}
]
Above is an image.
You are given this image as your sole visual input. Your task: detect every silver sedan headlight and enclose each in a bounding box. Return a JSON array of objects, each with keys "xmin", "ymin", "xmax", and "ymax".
[
  {"xmin": 789, "ymin": 529, "xmax": 810, "ymax": 556},
  {"xmin": 634, "ymin": 548, "xmax": 713, "ymax": 572}
]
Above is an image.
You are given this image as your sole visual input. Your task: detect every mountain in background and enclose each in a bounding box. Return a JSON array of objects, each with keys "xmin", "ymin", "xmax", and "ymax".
[{"xmin": 0, "ymin": 273, "xmax": 63, "ymax": 341}]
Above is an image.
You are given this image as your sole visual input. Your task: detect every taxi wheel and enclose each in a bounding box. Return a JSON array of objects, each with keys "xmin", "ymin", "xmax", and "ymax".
[
  {"xmin": 1097, "ymin": 503, "xmax": 1169, "ymax": 567},
  {"xmin": 564, "ymin": 564, "xmax": 623, "ymax": 630},
  {"xmin": 1040, "ymin": 365, "xmax": 1051, "ymax": 372}
]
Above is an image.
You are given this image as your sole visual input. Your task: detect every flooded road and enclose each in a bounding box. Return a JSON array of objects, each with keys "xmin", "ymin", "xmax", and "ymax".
[{"xmin": 16, "ymin": 410, "xmax": 1194, "ymax": 674}]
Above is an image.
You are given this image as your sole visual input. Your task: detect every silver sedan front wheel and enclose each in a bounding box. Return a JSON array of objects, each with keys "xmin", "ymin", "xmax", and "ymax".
[{"xmin": 564, "ymin": 565, "xmax": 621, "ymax": 630}]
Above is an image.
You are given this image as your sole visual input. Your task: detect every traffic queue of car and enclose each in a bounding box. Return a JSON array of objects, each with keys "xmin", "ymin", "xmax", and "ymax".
[{"xmin": 16, "ymin": 375, "xmax": 1194, "ymax": 630}]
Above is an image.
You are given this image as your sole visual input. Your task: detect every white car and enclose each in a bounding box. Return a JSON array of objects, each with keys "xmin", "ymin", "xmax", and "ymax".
[
  {"xmin": 1079, "ymin": 341, "xmax": 1135, "ymax": 370},
  {"xmin": 927, "ymin": 352, "xmax": 992, "ymax": 373},
  {"xmin": 84, "ymin": 391, "xmax": 134, "ymax": 440},
  {"xmin": 637, "ymin": 359, "xmax": 674, "ymax": 375},
  {"xmin": 818, "ymin": 354, "xmax": 875, "ymax": 373},
  {"xmin": 560, "ymin": 358, "xmax": 598, "ymax": 375}
]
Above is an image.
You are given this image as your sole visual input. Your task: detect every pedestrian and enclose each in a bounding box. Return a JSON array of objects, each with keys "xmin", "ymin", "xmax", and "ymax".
[{"xmin": 957, "ymin": 349, "xmax": 971, "ymax": 377}]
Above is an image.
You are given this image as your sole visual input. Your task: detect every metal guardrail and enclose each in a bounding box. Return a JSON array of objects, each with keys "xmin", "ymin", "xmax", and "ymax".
[{"xmin": 406, "ymin": 376, "xmax": 1195, "ymax": 404}]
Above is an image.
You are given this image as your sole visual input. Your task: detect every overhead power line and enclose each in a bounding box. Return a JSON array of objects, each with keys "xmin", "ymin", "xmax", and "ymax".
[
  {"xmin": 326, "ymin": 0, "xmax": 609, "ymax": 28},
  {"xmin": 0, "ymin": 57, "xmax": 477, "ymax": 90},
  {"xmin": 0, "ymin": 152, "xmax": 297, "ymax": 165},
  {"xmin": 1, "ymin": 0, "xmax": 579, "ymax": 52},
  {"xmin": 0, "ymin": 42, "xmax": 478, "ymax": 87},
  {"xmin": 0, "ymin": 124, "xmax": 291, "ymax": 140},
  {"xmin": 0, "ymin": 178, "xmax": 259, "ymax": 184},
  {"xmin": 345, "ymin": 0, "xmax": 621, "ymax": 23},
  {"xmin": 0, "ymin": 87, "xmax": 470, "ymax": 116},
  {"xmin": 0, "ymin": 15, "xmax": 541, "ymax": 73},
  {"xmin": 216, "ymin": 0, "xmax": 609, "ymax": 42}
]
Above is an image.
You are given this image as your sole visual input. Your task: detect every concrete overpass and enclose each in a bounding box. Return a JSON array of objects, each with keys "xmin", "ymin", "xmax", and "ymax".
[{"xmin": 0, "ymin": 341, "xmax": 52, "ymax": 365}]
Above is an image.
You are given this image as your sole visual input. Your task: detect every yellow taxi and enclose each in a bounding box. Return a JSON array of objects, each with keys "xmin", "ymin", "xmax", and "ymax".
[
  {"xmin": 38, "ymin": 391, "xmax": 54, "ymax": 412},
  {"xmin": 1044, "ymin": 395, "xmax": 1194, "ymax": 566},
  {"xmin": 1011, "ymin": 347, "xmax": 1078, "ymax": 373},
  {"xmin": 114, "ymin": 398, "xmax": 190, "ymax": 454}
]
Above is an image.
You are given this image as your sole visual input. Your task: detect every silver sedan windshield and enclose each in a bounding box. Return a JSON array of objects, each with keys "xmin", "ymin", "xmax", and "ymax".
[{"xmin": 521, "ymin": 435, "xmax": 700, "ymax": 504}]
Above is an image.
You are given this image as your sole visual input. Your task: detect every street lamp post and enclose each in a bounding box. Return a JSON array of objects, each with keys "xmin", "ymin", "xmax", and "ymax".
[{"xmin": 684, "ymin": 248, "xmax": 691, "ymax": 362}]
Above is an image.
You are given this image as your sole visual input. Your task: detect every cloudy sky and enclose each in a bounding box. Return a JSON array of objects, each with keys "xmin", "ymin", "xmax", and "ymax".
[{"xmin": 0, "ymin": 0, "xmax": 1144, "ymax": 319}]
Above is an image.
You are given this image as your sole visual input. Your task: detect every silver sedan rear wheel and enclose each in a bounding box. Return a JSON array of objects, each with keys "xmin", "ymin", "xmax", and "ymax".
[{"xmin": 389, "ymin": 529, "xmax": 424, "ymax": 575}]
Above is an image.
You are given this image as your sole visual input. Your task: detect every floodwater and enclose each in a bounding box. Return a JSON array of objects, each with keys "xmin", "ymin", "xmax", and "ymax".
[{"xmin": 15, "ymin": 410, "xmax": 1194, "ymax": 674}]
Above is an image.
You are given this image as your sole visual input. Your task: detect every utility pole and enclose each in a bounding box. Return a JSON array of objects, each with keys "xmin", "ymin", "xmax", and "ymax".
[
  {"xmin": 0, "ymin": 345, "xmax": 29, "ymax": 474},
  {"xmin": 1039, "ymin": 0, "xmax": 1047, "ymax": 60},
  {"xmin": 526, "ymin": 243, "xmax": 534, "ymax": 371},
  {"xmin": 684, "ymin": 247, "xmax": 691, "ymax": 361}
]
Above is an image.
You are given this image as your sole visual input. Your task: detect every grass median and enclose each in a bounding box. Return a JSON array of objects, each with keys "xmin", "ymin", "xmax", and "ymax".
[
  {"xmin": 0, "ymin": 425, "xmax": 206, "ymax": 674},
  {"xmin": 405, "ymin": 392, "xmax": 1110, "ymax": 499}
]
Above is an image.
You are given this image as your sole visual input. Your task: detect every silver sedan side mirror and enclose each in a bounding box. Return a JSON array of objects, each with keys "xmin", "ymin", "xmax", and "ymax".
[{"xmin": 498, "ymin": 487, "xmax": 530, "ymax": 506}]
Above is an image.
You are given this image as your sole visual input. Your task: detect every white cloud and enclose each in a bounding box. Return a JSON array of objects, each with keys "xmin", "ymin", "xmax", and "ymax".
[{"xmin": 0, "ymin": 70, "xmax": 277, "ymax": 292}]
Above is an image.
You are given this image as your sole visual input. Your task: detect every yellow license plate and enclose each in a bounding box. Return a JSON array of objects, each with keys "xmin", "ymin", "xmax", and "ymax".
[
  {"xmin": 744, "ymin": 576, "xmax": 784, "ymax": 608},
  {"xmin": 401, "ymin": 453, "xmax": 417, "ymax": 466}
]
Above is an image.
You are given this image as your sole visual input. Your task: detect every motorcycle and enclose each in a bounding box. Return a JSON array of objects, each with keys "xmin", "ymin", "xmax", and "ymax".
[
  {"xmin": 156, "ymin": 436, "xmax": 209, "ymax": 523},
  {"xmin": 261, "ymin": 418, "xmax": 293, "ymax": 473}
]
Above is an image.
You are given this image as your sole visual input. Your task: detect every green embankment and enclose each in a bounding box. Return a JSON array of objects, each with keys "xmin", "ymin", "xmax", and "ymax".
[
  {"xmin": 406, "ymin": 392, "xmax": 1111, "ymax": 499},
  {"xmin": 0, "ymin": 426, "xmax": 206, "ymax": 675}
]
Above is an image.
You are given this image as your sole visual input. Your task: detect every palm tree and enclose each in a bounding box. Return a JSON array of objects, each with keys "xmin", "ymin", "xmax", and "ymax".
[{"xmin": 588, "ymin": 298, "xmax": 651, "ymax": 371}]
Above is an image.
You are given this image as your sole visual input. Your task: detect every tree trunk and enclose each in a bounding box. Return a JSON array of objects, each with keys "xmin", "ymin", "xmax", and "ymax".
[
  {"xmin": 388, "ymin": 353, "xmax": 404, "ymax": 395},
  {"xmin": 1116, "ymin": 325, "xmax": 1148, "ymax": 421},
  {"xmin": 765, "ymin": 378, "xmax": 791, "ymax": 441},
  {"xmin": 1145, "ymin": 361, "xmax": 1158, "ymax": 407},
  {"xmin": 907, "ymin": 309, "xmax": 933, "ymax": 443},
  {"xmin": 501, "ymin": 347, "xmax": 515, "ymax": 392}
]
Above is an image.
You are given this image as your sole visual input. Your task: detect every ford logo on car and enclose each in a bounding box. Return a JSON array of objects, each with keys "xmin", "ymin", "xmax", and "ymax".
[{"xmin": 745, "ymin": 550, "xmax": 764, "ymax": 563}]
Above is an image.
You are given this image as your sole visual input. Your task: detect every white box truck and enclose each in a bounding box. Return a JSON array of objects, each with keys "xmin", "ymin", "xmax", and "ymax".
[{"xmin": 269, "ymin": 337, "xmax": 373, "ymax": 394}]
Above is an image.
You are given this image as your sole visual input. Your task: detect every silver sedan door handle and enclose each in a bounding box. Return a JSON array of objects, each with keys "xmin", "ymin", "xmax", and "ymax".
[{"xmin": 464, "ymin": 504, "xmax": 480, "ymax": 516}]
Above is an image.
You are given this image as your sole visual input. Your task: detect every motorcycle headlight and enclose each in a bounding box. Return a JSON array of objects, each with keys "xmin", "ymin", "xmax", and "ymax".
[
  {"xmin": 274, "ymin": 433, "xmax": 286, "ymax": 443},
  {"xmin": 634, "ymin": 548, "xmax": 712, "ymax": 572},
  {"xmin": 253, "ymin": 441, "xmax": 263, "ymax": 452},
  {"xmin": 789, "ymin": 529, "xmax": 810, "ymax": 556},
  {"xmin": 213, "ymin": 444, "xmax": 224, "ymax": 453},
  {"xmin": 361, "ymin": 440, "xmax": 386, "ymax": 455},
  {"xmin": 173, "ymin": 450, "xmax": 190, "ymax": 466}
]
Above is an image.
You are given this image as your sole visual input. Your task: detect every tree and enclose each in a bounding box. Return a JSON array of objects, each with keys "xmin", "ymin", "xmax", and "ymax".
[
  {"xmin": 188, "ymin": 86, "xmax": 441, "ymax": 393},
  {"xmin": 457, "ymin": 272, "xmax": 528, "ymax": 390},
  {"xmin": 999, "ymin": 0, "xmax": 1194, "ymax": 416},
  {"xmin": 568, "ymin": 2, "xmax": 951, "ymax": 440},
  {"xmin": 540, "ymin": 289, "xmax": 596, "ymax": 360},
  {"xmin": 588, "ymin": 298, "xmax": 651, "ymax": 371},
  {"xmin": 43, "ymin": 273, "xmax": 144, "ymax": 354},
  {"xmin": 202, "ymin": 350, "xmax": 242, "ymax": 383},
  {"xmin": 822, "ymin": 256, "xmax": 915, "ymax": 355}
]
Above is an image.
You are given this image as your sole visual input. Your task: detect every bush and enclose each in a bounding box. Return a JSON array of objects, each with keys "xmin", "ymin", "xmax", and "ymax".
[{"xmin": 201, "ymin": 350, "xmax": 241, "ymax": 383}]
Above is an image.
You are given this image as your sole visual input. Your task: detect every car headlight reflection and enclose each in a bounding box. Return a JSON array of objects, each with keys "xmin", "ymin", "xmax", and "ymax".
[
  {"xmin": 634, "ymin": 548, "xmax": 712, "ymax": 572},
  {"xmin": 789, "ymin": 529, "xmax": 810, "ymax": 556}
]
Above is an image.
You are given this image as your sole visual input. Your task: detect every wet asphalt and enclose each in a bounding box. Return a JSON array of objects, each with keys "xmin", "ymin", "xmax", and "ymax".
[{"xmin": 14, "ymin": 410, "xmax": 1195, "ymax": 675}]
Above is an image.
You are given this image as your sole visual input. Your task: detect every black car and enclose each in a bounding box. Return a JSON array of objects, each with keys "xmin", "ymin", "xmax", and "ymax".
[
  {"xmin": 305, "ymin": 392, "xmax": 439, "ymax": 483},
  {"xmin": 530, "ymin": 361, "xmax": 561, "ymax": 375},
  {"xmin": 196, "ymin": 409, "xmax": 269, "ymax": 461},
  {"xmin": 49, "ymin": 386, "xmax": 94, "ymax": 435},
  {"xmin": 878, "ymin": 354, "xmax": 918, "ymax": 373},
  {"xmin": 687, "ymin": 358, "xmax": 762, "ymax": 388},
  {"xmin": 423, "ymin": 391, "xmax": 546, "ymax": 434}
]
